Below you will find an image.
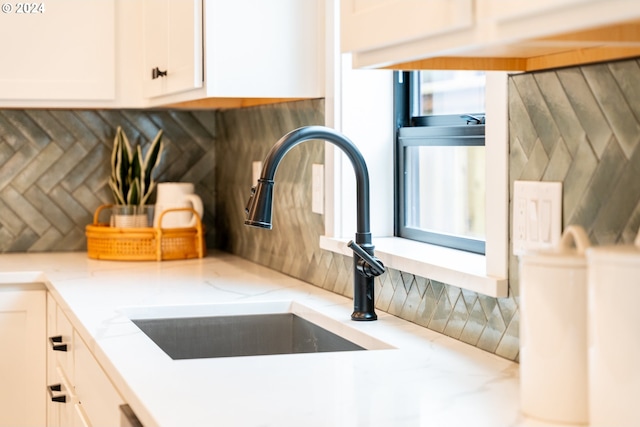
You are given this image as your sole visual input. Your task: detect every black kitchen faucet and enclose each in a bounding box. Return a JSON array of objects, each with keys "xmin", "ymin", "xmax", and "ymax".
[{"xmin": 244, "ymin": 126, "xmax": 384, "ymax": 320}]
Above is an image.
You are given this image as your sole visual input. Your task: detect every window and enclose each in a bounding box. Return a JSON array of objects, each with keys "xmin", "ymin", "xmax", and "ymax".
[
  {"xmin": 419, "ymin": 70, "xmax": 485, "ymax": 115},
  {"xmin": 321, "ymin": 54, "xmax": 508, "ymax": 297},
  {"xmin": 395, "ymin": 71, "xmax": 487, "ymax": 254}
]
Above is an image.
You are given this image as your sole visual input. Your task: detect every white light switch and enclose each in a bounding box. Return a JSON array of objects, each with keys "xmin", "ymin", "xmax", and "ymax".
[{"xmin": 513, "ymin": 181, "xmax": 562, "ymax": 255}]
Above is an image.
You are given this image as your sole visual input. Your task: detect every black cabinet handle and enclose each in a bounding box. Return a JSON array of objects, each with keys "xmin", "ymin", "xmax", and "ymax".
[
  {"xmin": 48, "ymin": 384, "xmax": 66, "ymax": 403},
  {"xmin": 152, "ymin": 67, "xmax": 167, "ymax": 79},
  {"xmin": 49, "ymin": 336, "xmax": 67, "ymax": 352}
]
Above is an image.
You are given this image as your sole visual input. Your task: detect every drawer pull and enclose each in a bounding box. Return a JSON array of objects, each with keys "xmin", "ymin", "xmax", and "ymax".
[
  {"xmin": 49, "ymin": 336, "xmax": 68, "ymax": 352},
  {"xmin": 47, "ymin": 384, "xmax": 66, "ymax": 403}
]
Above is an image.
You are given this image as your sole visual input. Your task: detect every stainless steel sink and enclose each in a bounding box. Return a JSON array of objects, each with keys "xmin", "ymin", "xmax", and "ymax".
[{"xmin": 125, "ymin": 301, "xmax": 392, "ymax": 360}]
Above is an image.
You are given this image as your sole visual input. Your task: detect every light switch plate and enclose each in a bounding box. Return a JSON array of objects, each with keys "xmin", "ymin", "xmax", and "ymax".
[
  {"xmin": 513, "ymin": 180, "xmax": 562, "ymax": 255},
  {"xmin": 312, "ymin": 163, "xmax": 324, "ymax": 214}
]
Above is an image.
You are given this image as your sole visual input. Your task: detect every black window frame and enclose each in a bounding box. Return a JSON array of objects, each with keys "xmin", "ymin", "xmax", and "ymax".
[{"xmin": 393, "ymin": 71, "xmax": 486, "ymax": 255}]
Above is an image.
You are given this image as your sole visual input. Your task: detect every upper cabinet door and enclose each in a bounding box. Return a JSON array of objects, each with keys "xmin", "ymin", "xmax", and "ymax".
[
  {"xmin": 342, "ymin": 0, "xmax": 640, "ymax": 72},
  {"xmin": 0, "ymin": 0, "xmax": 115, "ymax": 100},
  {"xmin": 341, "ymin": 0, "xmax": 474, "ymax": 67},
  {"xmin": 482, "ymin": 0, "xmax": 632, "ymax": 40},
  {"xmin": 203, "ymin": 0, "xmax": 323, "ymax": 99},
  {"xmin": 486, "ymin": 0, "xmax": 602, "ymax": 22},
  {"xmin": 143, "ymin": 0, "xmax": 203, "ymax": 98}
]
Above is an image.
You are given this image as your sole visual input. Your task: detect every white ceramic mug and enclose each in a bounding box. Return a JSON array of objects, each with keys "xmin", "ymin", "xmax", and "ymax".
[{"xmin": 153, "ymin": 183, "xmax": 204, "ymax": 228}]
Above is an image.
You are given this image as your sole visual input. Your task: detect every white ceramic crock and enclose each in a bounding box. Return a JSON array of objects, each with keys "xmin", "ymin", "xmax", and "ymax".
[
  {"xmin": 587, "ymin": 232, "xmax": 640, "ymax": 427},
  {"xmin": 519, "ymin": 225, "xmax": 590, "ymax": 425}
]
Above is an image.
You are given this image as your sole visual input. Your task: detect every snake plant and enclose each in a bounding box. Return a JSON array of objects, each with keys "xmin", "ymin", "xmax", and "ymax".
[{"xmin": 109, "ymin": 126, "xmax": 164, "ymax": 206}]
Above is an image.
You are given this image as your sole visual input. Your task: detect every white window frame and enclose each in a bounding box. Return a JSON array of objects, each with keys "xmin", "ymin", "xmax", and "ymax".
[{"xmin": 320, "ymin": 1, "xmax": 508, "ymax": 297}]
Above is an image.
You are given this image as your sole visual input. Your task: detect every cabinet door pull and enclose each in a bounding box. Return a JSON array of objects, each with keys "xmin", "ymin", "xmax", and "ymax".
[
  {"xmin": 152, "ymin": 67, "xmax": 168, "ymax": 79},
  {"xmin": 47, "ymin": 384, "xmax": 67, "ymax": 403},
  {"xmin": 49, "ymin": 335, "xmax": 68, "ymax": 352}
]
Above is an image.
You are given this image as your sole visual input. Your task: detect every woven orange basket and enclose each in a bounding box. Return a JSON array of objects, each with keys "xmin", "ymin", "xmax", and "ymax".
[{"xmin": 85, "ymin": 204, "xmax": 205, "ymax": 261}]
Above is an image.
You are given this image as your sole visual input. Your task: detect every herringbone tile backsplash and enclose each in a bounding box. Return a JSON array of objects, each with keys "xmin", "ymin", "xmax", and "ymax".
[
  {"xmin": 509, "ymin": 58, "xmax": 640, "ymax": 297},
  {"xmin": 0, "ymin": 109, "xmax": 219, "ymax": 250},
  {"xmin": 2, "ymin": 57, "xmax": 640, "ymax": 362}
]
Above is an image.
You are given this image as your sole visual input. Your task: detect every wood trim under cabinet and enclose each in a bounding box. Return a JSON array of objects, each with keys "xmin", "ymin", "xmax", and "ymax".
[
  {"xmin": 375, "ymin": 20, "xmax": 640, "ymax": 72},
  {"xmin": 383, "ymin": 47, "xmax": 640, "ymax": 72},
  {"xmin": 161, "ymin": 97, "xmax": 314, "ymax": 110}
]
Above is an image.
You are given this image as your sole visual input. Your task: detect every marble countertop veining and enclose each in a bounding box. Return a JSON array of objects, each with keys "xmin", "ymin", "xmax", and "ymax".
[{"xmin": 0, "ymin": 251, "xmax": 543, "ymax": 427}]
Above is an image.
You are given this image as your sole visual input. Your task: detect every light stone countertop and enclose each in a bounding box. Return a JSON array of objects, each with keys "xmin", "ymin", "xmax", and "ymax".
[{"xmin": 0, "ymin": 251, "xmax": 556, "ymax": 427}]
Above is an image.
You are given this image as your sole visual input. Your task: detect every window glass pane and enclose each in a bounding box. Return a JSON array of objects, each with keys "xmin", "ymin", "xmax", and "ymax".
[
  {"xmin": 404, "ymin": 144, "xmax": 485, "ymax": 240},
  {"xmin": 420, "ymin": 71, "xmax": 485, "ymax": 115}
]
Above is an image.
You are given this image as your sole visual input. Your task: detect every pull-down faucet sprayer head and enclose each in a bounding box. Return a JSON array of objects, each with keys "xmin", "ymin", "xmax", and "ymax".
[{"xmin": 245, "ymin": 178, "xmax": 274, "ymax": 229}]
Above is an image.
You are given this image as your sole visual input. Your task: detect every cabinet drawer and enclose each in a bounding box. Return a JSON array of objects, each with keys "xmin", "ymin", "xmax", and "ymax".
[
  {"xmin": 52, "ymin": 304, "xmax": 75, "ymax": 383},
  {"xmin": 74, "ymin": 334, "xmax": 124, "ymax": 426},
  {"xmin": 47, "ymin": 366, "xmax": 76, "ymax": 427}
]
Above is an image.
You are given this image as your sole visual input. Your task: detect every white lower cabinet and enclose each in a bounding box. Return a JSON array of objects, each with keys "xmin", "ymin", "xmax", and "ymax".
[
  {"xmin": 0, "ymin": 287, "xmax": 46, "ymax": 427},
  {"xmin": 47, "ymin": 294, "xmax": 125, "ymax": 427}
]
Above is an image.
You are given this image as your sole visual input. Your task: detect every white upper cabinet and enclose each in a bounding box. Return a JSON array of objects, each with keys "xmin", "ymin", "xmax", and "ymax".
[
  {"xmin": 342, "ymin": 0, "xmax": 640, "ymax": 72},
  {"xmin": 0, "ymin": 0, "xmax": 323, "ymax": 108},
  {"xmin": 149, "ymin": 0, "xmax": 324, "ymax": 107},
  {"xmin": 143, "ymin": 0, "xmax": 203, "ymax": 98},
  {"xmin": 486, "ymin": 0, "xmax": 600, "ymax": 21},
  {"xmin": 205, "ymin": 0, "xmax": 322, "ymax": 99},
  {"xmin": 0, "ymin": 0, "xmax": 115, "ymax": 101},
  {"xmin": 341, "ymin": 0, "xmax": 474, "ymax": 67}
]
